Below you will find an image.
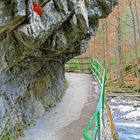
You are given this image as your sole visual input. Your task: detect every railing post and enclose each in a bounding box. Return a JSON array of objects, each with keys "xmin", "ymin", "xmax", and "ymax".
[
  {"xmin": 89, "ymin": 57, "xmax": 93, "ymax": 73},
  {"xmin": 90, "ymin": 57, "xmax": 93, "ymax": 64},
  {"xmin": 97, "ymin": 110, "xmax": 100, "ymax": 140},
  {"xmin": 95, "ymin": 62, "xmax": 99, "ymax": 76},
  {"xmin": 78, "ymin": 59, "xmax": 81, "ymax": 72},
  {"xmin": 102, "ymin": 71, "xmax": 106, "ymax": 111},
  {"xmin": 102, "ymin": 91, "xmax": 105, "ymax": 111}
]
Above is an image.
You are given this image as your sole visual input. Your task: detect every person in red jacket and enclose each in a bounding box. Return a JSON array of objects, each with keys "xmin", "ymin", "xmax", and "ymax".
[{"xmin": 33, "ymin": 2, "xmax": 43, "ymax": 16}]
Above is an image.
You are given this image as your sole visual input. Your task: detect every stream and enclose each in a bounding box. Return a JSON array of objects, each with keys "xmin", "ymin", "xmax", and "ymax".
[{"xmin": 108, "ymin": 94, "xmax": 140, "ymax": 140}]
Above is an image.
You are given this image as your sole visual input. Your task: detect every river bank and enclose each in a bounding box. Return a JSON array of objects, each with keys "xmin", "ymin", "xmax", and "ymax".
[{"xmin": 108, "ymin": 93, "xmax": 140, "ymax": 140}]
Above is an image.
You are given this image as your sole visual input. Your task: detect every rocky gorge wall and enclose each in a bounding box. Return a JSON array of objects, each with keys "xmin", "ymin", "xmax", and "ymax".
[{"xmin": 0, "ymin": 0, "xmax": 117, "ymax": 138}]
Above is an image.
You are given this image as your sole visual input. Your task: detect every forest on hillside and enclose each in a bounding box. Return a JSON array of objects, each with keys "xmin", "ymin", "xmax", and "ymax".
[{"xmin": 82, "ymin": 0, "xmax": 140, "ymax": 92}]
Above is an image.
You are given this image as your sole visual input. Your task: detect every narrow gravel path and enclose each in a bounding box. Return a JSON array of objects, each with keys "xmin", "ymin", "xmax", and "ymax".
[{"xmin": 18, "ymin": 73, "xmax": 99, "ymax": 140}]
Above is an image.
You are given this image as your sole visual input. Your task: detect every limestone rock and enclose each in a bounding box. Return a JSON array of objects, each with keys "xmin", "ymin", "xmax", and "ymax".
[{"xmin": 32, "ymin": 100, "xmax": 45, "ymax": 118}]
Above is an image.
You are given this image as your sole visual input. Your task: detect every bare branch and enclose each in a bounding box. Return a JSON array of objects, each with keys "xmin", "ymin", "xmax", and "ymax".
[{"xmin": 112, "ymin": 14, "xmax": 134, "ymax": 28}]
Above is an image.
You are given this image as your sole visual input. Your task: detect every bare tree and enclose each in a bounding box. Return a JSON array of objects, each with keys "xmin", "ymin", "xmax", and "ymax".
[
  {"xmin": 116, "ymin": 3, "xmax": 124, "ymax": 86},
  {"xmin": 128, "ymin": 0, "xmax": 138, "ymax": 58},
  {"xmin": 134, "ymin": 0, "xmax": 140, "ymax": 38}
]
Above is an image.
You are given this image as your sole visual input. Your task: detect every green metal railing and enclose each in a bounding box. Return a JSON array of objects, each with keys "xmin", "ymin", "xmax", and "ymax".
[{"xmin": 65, "ymin": 57, "xmax": 106, "ymax": 140}]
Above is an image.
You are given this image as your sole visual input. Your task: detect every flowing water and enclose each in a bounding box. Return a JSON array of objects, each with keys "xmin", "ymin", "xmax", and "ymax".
[{"xmin": 108, "ymin": 94, "xmax": 140, "ymax": 140}]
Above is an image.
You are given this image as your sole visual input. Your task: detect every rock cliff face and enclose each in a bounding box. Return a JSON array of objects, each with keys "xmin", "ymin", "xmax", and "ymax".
[{"xmin": 0, "ymin": 0, "xmax": 117, "ymax": 138}]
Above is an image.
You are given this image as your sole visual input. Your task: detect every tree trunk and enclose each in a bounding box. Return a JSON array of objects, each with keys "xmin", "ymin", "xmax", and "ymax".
[
  {"xmin": 116, "ymin": 6, "xmax": 124, "ymax": 87},
  {"xmin": 128, "ymin": 0, "xmax": 138, "ymax": 58},
  {"xmin": 134, "ymin": 0, "xmax": 140, "ymax": 38}
]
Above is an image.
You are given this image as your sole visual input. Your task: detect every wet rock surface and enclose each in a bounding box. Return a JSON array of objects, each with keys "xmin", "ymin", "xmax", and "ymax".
[
  {"xmin": 0, "ymin": 0, "xmax": 117, "ymax": 137},
  {"xmin": 108, "ymin": 93, "xmax": 140, "ymax": 140}
]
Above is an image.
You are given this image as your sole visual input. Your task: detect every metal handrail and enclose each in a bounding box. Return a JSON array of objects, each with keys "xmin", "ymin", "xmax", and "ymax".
[
  {"xmin": 65, "ymin": 57, "xmax": 106, "ymax": 140},
  {"xmin": 84, "ymin": 57, "xmax": 106, "ymax": 140}
]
